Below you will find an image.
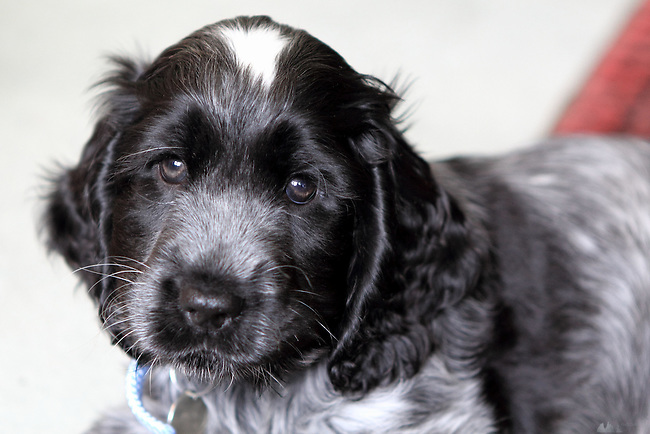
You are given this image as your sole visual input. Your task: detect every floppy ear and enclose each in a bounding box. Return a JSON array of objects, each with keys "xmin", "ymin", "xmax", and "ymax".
[
  {"xmin": 45, "ymin": 118, "xmax": 115, "ymax": 293},
  {"xmin": 328, "ymin": 109, "xmax": 490, "ymax": 394},
  {"xmin": 44, "ymin": 57, "xmax": 143, "ymax": 301}
]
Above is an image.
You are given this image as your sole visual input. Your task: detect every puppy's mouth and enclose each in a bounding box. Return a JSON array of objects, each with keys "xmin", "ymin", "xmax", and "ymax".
[
  {"xmin": 122, "ymin": 307, "xmax": 284, "ymax": 385},
  {"xmin": 105, "ymin": 287, "xmax": 296, "ymax": 384},
  {"xmin": 147, "ymin": 293, "xmax": 282, "ymax": 378}
]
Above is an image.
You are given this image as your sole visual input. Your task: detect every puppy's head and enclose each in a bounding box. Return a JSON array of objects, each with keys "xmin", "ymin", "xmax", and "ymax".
[{"xmin": 46, "ymin": 16, "xmax": 482, "ymax": 391}]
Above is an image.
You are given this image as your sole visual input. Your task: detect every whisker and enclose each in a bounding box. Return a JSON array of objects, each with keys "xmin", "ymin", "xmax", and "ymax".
[
  {"xmin": 116, "ymin": 329, "xmax": 140, "ymax": 350},
  {"xmin": 132, "ymin": 191, "xmax": 176, "ymax": 206},
  {"xmin": 263, "ymin": 366, "xmax": 284, "ymax": 390},
  {"xmin": 293, "ymin": 289, "xmax": 322, "ymax": 297},
  {"xmin": 83, "ymin": 265, "xmax": 146, "ymax": 297},
  {"xmin": 116, "ymin": 146, "xmax": 185, "ymax": 163},
  {"xmin": 294, "ymin": 301, "xmax": 337, "ymax": 342},
  {"xmin": 263, "ymin": 264, "xmax": 318, "ymax": 296},
  {"xmin": 74, "ymin": 261, "xmax": 145, "ymax": 274},
  {"xmin": 108, "ymin": 256, "xmax": 152, "ymax": 271}
]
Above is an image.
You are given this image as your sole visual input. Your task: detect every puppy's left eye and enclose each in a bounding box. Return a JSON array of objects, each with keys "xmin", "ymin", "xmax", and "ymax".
[
  {"xmin": 286, "ymin": 177, "xmax": 317, "ymax": 204},
  {"xmin": 159, "ymin": 158, "xmax": 188, "ymax": 184}
]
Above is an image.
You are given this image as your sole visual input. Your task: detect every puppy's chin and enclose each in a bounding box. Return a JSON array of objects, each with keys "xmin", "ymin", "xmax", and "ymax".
[
  {"xmin": 112, "ymin": 303, "xmax": 332, "ymax": 387},
  {"xmin": 165, "ymin": 350, "xmax": 259, "ymax": 385},
  {"xmin": 133, "ymin": 345, "xmax": 326, "ymax": 387}
]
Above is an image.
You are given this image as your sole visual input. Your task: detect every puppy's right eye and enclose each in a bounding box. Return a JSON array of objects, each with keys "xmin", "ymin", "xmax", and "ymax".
[
  {"xmin": 159, "ymin": 158, "xmax": 188, "ymax": 184},
  {"xmin": 286, "ymin": 177, "xmax": 317, "ymax": 204}
]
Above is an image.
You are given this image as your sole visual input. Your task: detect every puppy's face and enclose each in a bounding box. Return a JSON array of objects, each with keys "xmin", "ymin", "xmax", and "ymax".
[
  {"xmin": 47, "ymin": 17, "xmax": 400, "ymax": 383},
  {"xmin": 109, "ymin": 106, "xmax": 355, "ymax": 381}
]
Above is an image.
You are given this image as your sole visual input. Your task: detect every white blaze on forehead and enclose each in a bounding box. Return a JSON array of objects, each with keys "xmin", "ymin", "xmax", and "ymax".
[{"xmin": 220, "ymin": 25, "xmax": 288, "ymax": 86}]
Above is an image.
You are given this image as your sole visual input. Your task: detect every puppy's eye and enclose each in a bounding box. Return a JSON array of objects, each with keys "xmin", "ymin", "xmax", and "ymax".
[
  {"xmin": 286, "ymin": 177, "xmax": 317, "ymax": 204},
  {"xmin": 159, "ymin": 158, "xmax": 188, "ymax": 184}
]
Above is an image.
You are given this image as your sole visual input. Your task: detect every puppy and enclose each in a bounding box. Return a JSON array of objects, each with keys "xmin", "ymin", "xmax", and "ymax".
[{"xmin": 45, "ymin": 16, "xmax": 650, "ymax": 433}]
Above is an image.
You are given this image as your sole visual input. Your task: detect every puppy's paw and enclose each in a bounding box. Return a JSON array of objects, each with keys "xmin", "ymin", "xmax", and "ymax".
[
  {"xmin": 328, "ymin": 325, "xmax": 431, "ymax": 394},
  {"xmin": 328, "ymin": 344, "xmax": 385, "ymax": 394}
]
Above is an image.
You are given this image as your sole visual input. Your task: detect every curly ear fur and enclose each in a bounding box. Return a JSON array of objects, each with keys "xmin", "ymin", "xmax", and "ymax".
[
  {"xmin": 45, "ymin": 118, "xmax": 114, "ymax": 291},
  {"xmin": 328, "ymin": 95, "xmax": 493, "ymax": 394},
  {"xmin": 44, "ymin": 57, "xmax": 145, "ymax": 300}
]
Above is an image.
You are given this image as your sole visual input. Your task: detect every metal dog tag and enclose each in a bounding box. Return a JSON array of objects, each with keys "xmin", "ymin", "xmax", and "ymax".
[{"xmin": 168, "ymin": 393, "xmax": 208, "ymax": 434}]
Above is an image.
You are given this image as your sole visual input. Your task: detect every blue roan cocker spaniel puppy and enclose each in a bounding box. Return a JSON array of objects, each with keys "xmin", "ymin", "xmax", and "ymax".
[{"xmin": 45, "ymin": 16, "xmax": 650, "ymax": 433}]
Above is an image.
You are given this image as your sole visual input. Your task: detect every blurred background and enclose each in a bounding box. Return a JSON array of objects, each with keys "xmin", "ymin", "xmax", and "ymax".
[{"xmin": 0, "ymin": 1, "xmax": 642, "ymax": 432}]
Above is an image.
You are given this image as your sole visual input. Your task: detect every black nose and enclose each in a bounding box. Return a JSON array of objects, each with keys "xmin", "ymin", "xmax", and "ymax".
[{"xmin": 179, "ymin": 286, "xmax": 243, "ymax": 329}]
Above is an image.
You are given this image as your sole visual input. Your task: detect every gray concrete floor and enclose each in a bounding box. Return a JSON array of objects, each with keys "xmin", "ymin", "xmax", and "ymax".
[{"xmin": 0, "ymin": 1, "xmax": 641, "ymax": 432}]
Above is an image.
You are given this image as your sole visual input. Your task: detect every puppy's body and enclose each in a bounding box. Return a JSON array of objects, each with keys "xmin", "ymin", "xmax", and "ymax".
[
  {"xmin": 45, "ymin": 16, "xmax": 650, "ymax": 433},
  {"xmin": 441, "ymin": 139, "xmax": 650, "ymax": 432}
]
